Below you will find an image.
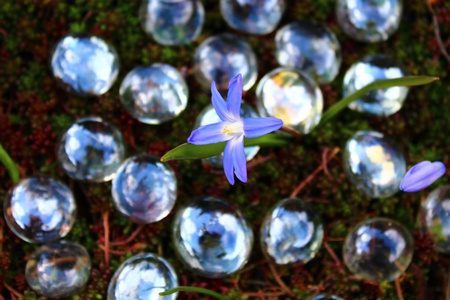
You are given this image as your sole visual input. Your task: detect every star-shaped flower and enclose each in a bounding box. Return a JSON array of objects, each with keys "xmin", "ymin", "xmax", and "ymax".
[{"xmin": 188, "ymin": 74, "xmax": 283, "ymax": 185}]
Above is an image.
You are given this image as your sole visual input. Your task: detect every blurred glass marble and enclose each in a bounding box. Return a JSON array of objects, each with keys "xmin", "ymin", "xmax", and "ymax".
[
  {"xmin": 3, "ymin": 175, "xmax": 76, "ymax": 243},
  {"xmin": 108, "ymin": 253, "xmax": 178, "ymax": 300},
  {"xmin": 256, "ymin": 68, "xmax": 323, "ymax": 134},
  {"xmin": 140, "ymin": 0, "xmax": 204, "ymax": 45},
  {"xmin": 173, "ymin": 197, "xmax": 253, "ymax": 278},
  {"xmin": 261, "ymin": 198, "xmax": 324, "ymax": 265},
  {"xmin": 343, "ymin": 131, "xmax": 406, "ymax": 198},
  {"xmin": 343, "ymin": 217, "xmax": 413, "ymax": 282},
  {"xmin": 51, "ymin": 35, "xmax": 119, "ymax": 96},
  {"xmin": 57, "ymin": 117, "xmax": 125, "ymax": 182},
  {"xmin": 420, "ymin": 185, "xmax": 450, "ymax": 253},
  {"xmin": 25, "ymin": 241, "xmax": 91, "ymax": 298},
  {"xmin": 194, "ymin": 103, "xmax": 260, "ymax": 167},
  {"xmin": 120, "ymin": 64, "xmax": 188, "ymax": 124},
  {"xmin": 220, "ymin": 0, "xmax": 285, "ymax": 35},
  {"xmin": 336, "ymin": 0, "xmax": 403, "ymax": 43},
  {"xmin": 112, "ymin": 154, "xmax": 177, "ymax": 224},
  {"xmin": 275, "ymin": 21, "xmax": 342, "ymax": 84},
  {"xmin": 193, "ymin": 34, "xmax": 258, "ymax": 91},
  {"xmin": 309, "ymin": 294, "xmax": 344, "ymax": 300},
  {"xmin": 343, "ymin": 55, "xmax": 409, "ymax": 116}
]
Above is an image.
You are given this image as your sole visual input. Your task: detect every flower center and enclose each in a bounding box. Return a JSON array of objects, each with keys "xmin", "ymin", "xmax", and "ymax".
[{"xmin": 222, "ymin": 120, "xmax": 244, "ymax": 136}]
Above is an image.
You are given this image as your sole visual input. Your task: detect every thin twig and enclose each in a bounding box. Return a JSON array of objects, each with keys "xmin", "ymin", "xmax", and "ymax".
[
  {"xmin": 110, "ymin": 225, "xmax": 144, "ymax": 246},
  {"xmin": 102, "ymin": 211, "xmax": 110, "ymax": 267},
  {"xmin": 290, "ymin": 147, "xmax": 340, "ymax": 198},
  {"xmin": 267, "ymin": 261, "xmax": 295, "ymax": 297},
  {"xmin": 242, "ymin": 291, "xmax": 286, "ymax": 298},
  {"xmin": 3, "ymin": 283, "xmax": 24, "ymax": 298},
  {"xmin": 323, "ymin": 241, "xmax": 343, "ymax": 269},
  {"xmin": 395, "ymin": 277, "xmax": 404, "ymax": 300},
  {"xmin": 279, "ymin": 126, "xmax": 302, "ymax": 140},
  {"xmin": 427, "ymin": 0, "xmax": 450, "ymax": 66},
  {"xmin": 247, "ymin": 154, "xmax": 276, "ymax": 169},
  {"xmin": 98, "ymin": 244, "xmax": 130, "ymax": 255}
]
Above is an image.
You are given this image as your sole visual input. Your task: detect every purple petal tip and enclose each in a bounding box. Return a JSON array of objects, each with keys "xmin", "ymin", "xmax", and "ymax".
[{"xmin": 400, "ymin": 161, "xmax": 446, "ymax": 192}]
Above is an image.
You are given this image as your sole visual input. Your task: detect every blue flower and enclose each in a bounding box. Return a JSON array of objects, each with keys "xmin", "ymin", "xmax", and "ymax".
[
  {"xmin": 399, "ymin": 161, "xmax": 446, "ymax": 192},
  {"xmin": 188, "ymin": 74, "xmax": 283, "ymax": 185}
]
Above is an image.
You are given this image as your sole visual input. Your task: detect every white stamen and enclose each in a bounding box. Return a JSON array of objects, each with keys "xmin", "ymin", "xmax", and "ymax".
[{"xmin": 222, "ymin": 120, "xmax": 244, "ymax": 136}]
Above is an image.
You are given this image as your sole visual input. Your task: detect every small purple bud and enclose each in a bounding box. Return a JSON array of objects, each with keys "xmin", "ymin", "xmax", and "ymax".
[{"xmin": 400, "ymin": 161, "xmax": 446, "ymax": 192}]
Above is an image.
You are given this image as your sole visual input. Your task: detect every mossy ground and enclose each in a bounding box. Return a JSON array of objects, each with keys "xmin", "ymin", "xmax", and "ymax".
[{"xmin": 0, "ymin": 0, "xmax": 449, "ymax": 299}]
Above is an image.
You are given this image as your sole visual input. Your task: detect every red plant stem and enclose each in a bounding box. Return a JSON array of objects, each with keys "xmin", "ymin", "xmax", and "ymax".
[
  {"xmin": 110, "ymin": 225, "xmax": 144, "ymax": 246},
  {"xmin": 3, "ymin": 283, "xmax": 24, "ymax": 298},
  {"xmin": 323, "ymin": 241, "xmax": 343, "ymax": 269},
  {"xmin": 267, "ymin": 261, "xmax": 295, "ymax": 297},
  {"xmin": 427, "ymin": 0, "xmax": 450, "ymax": 66},
  {"xmin": 395, "ymin": 278, "xmax": 404, "ymax": 300},
  {"xmin": 102, "ymin": 211, "xmax": 110, "ymax": 267}
]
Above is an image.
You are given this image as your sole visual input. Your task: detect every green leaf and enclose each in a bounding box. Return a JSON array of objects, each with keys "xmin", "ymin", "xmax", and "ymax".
[
  {"xmin": 161, "ymin": 134, "xmax": 289, "ymax": 162},
  {"xmin": 0, "ymin": 144, "xmax": 20, "ymax": 184},
  {"xmin": 320, "ymin": 76, "xmax": 439, "ymax": 125},
  {"xmin": 159, "ymin": 286, "xmax": 230, "ymax": 300}
]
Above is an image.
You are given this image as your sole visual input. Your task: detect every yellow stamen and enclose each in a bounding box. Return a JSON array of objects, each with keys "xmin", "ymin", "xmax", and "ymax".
[{"xmin": 221, "ymin": 121, "xmax": 244, "ymax": 136}]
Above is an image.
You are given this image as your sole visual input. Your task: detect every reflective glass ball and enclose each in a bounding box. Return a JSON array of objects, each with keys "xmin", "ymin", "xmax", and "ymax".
[
  {"xmin": 343, "ymin": 218, "xmax": 413, "ymax": 282},
  {"xmin": 336, "ymin": 0, "xmax": 403, "ymax": 43},
  {"xmin": 25, "ymin": 241, "xmax": 91, "ymax": 298},
  {"xmin": 173, "ymin": 197, "xmax": 253, "ymax": 278},
  {"xmin": 119, "ymin": 64, "xmax": 188, "ymax": 124},
  {"xmin": 193, "ymin": 34, "xmax": 258, "ymax": 91},
  {"xmin": 194, "ymin": 103, "xmax": 260, "ymax": 167},
  {"xmin": 112, "ymin": 154, "xmax": 177, "ymax": 224},
  {"xmin": 140, "ymin": 0, "xmax": 204, "ymax": 45},
  {"xmin": 343, "ymin": 55, "xmax": 409, "ymax": 116},
  {"xmin": 256, "ymin": 68, "xmax": 323, "ymax": 134},
  {"xmin": 343, "ymin": 131, "xmax": 406, "ymax": 198},
  {"xmin": 51, "ymin": 35, "xmax": 119, "ymax": 96},
  {"xmin": 108, "ymin": 253, "xmax": 178, "ymax": 300},
  {"xmin": 57, "ymin": 117, "xmax": 125, "ymax": 182},
  {"xmin": 220, "ymin": 0, "xmax": 285, "ymax": 35},
  {"xmin": 275, "ymin": 21, "xmax": 342, "ymax": 84},
  {"xmin": 420, "ymin": 185, "xmax": 450, "ymax": 253},
  {"xmin": 4, "ymin": 175, "xmax": 76, "ymax": 243},
  {"xmin": 309, "ymin": 294, "xmax": 344, "ymax": 300},
  {"xmin": 261, "ymin": 198, "xmax": 324, "ymax": 265}
]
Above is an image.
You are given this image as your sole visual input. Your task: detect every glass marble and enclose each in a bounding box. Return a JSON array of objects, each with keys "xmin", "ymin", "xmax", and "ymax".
[
  {"xmin": 25, "ymin": 241, "xmax": 91, "ymax": 298},
  {"xmin": 3, "ymin": 175, "xmax": 76, "ymax": 244},
  {"xmin": 112, "ymin": 154, "xmax": 177, "ymax": 224},
  {"xmin": 343, "ymin": 131, "xmax": 406, "ymax": 198},
  {"xmin": 193, "ymin": 34, "xmax": 258, "ymax": 91},
  {"xmin": 275, "ymin": 21, "xmax": 342, "ymax": 84},
  {"xmin": 195, "ymin": 103, "xmax": 260, "ymax": 168},
  {"xmin": 57, "ymin": 117, "xmax": 125, "ymax": 182},
  {"xmin": 140, "ymin": 0, "xmax": 204, "ymax": 45},
  {"xmin": 173, "ymin": 197, "xmax": 253, "ymax": 278},
  {"xmin": 260, "ymin": 198, "xmax": 323, "ymax": 265},
  {"xmin": 343, "ymin": 218, "xmax": 413, "ymax": 282},
  {"xmin": 309, "ymin": 294, "xmax": 344, "ymax": 300},
  {"xmin": 336, "ymin": 0, "xmax": 403, "ymax": 43},
  {"xmin": 343, "ymin": 55, "xmax": 409, "ymax": 116},
  {"xmin": 108, "ymin": 253, "xmax": 178, "ymax": 300},
  {"xmin": 256, "ymin": 68, "xmax": 323, "ymax": 134},
  {"xmin": 120, "ymin": 64, "xmax": 189, "ymax": 124},
  {"xmin": 220, "ymin": 0, "xmax": 285, "ymax": 35},
  {"xmin": 419, "ymin": 185, "xmax": 450, "ymax": 253},
  {"xmin": 51, "ymin": 35, "xmax": 119, "ymax": 96}
]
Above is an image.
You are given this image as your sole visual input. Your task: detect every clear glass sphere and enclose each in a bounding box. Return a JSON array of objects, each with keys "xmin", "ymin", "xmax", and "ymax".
[
  {"xmin": 3, "ymin": 175, "xmax": 76, "ymax": 244},
  {"xmin": 194, "ymin": 103, "xmax": 260, "ymax": 168},
  {"xmin": 336, "ymin": 0, "xmax": 403, "ymax": 43},
  {"xmin": 256, "ymin": 67, "xmax": 323, "ymax": 134},
  {"xmin": 108, "ymin": 253, "xmax": 178, "ymax": 300},
  {"xmin": 343, "ymin": 218, "xmax": 413, "ymax": 282},
  {"xmin": 308, "ymin": 294, "xmax": 344, "ymax": 300},
  {"xmin": 343, "ymin": 131, "xmax": 406, "ymax": 198},
  {"xmin": 51, "ymin": 35, "xmax": 119, "ymax": 96},
  {"xmin": 343, "ymin": 55, "xmax": 409, "ymax": 116},
  {"xmin": 261, "ymin": 198, "xmax": 324, "ymax": 265},
  {"xmin": 119, "ymin": 64, "xmax": 189, "ymax": 124},
  {"xmin": 275, "ymin": 21, "xmax": 342, "ymax": 84},
  {"xmin": 140, "ymin": 0, "xmax": 204, "ymax": 45},
  {"xmin": 25, "ymin": 241, "xmax": 91, "ymax": 298},
  {"xmin": 420, "ymin": 185, "xmax": 450, "ymax": 253},
  {"xmin": 57, "ymin": 117, "xmax": 125, "ymax": 182},
  {"xmin": 112, "ymin": 154, "xmax": 177, "ymax": 224},
  {"xmin": 193, "ymin": 33, "xmax": 258, "ymax": 91},
  {"xmin": 173, "ymin": 197, "xmax": 253, "ymax": 278},
  {"xmin": 220, "ymin": 0, "xmax": 285, "ymax": 35}
]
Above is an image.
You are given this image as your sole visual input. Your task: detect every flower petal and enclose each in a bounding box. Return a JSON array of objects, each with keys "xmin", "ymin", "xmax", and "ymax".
[
  {"xmin": 226, "ymin": 74, "xmax": 243, "ymax": 119},
  {"xmin": 243, "ymin": 117, "xmax": 284, "ymax": 138},
  {"xmin": 230, "ymin": 135, "xmax": 247, "ymax": 183},
  {"xmin": 223, "ymin": 139, "xmax": 235, "ymax": 185},
  {"xmin": 400, "ymin": 161, "xmax": 446, "ymax": 192},
  {"xmin": 211, "ymin": 81, "xmax": 234, "ymax": 122},
  {"xmin": 187, "ymin": 122, "xmax": 233, "ymax": 145}
]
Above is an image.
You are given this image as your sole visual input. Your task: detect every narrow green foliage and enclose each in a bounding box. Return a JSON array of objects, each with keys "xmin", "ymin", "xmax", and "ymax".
[
  {"xmin": 159, "ymin": 286, "xmax": 230, "ymax": 300},
  {"xmin": 0, "ymin": 144, "xmax": 20, "ymax": 184}
]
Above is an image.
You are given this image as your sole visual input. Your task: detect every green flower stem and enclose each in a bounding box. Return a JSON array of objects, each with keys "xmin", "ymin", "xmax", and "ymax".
[
  {"xmin": 159, "ymin": 286, "xmax": 230, "ymax": 300},
  {"xmin": 0, "ymin": 144, "xmax": 20, "ymax": 184}
]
